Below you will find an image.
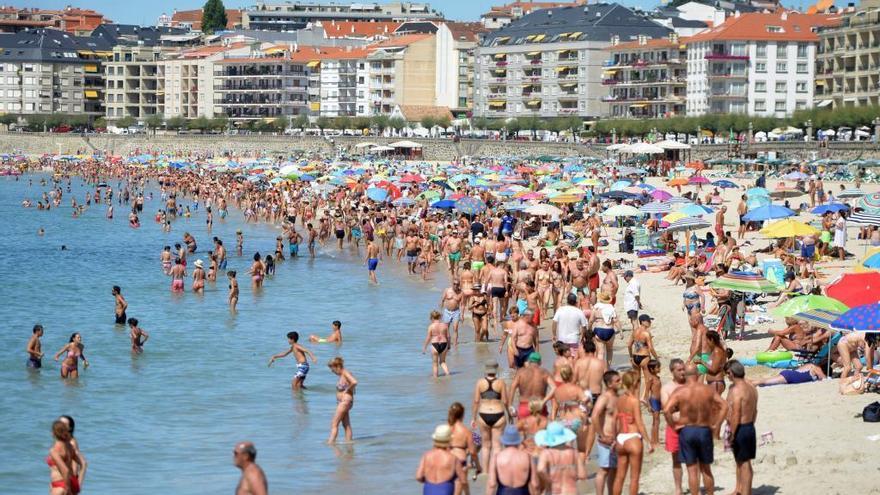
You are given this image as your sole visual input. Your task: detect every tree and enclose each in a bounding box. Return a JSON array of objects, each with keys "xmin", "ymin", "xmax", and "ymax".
[
  {"xmin": 420, "ymin": 116, "xmax": 436, "ymax": 130},
  {"xmin": 92, "ymin": 116, "xmax": 107, "ymax": 130},
  {"xmin": 166, "ymin": 116, "xmax": 186, "ymax": 131},
  {"xmin": 291, "ymin": 114, "xmax": 310, "ymax": 130},
  {"xmin": 115, "ymin": 116, "xmax": 136, "ymax": 129},
  {"xmin": 145, "ymin": 114, "xmax": 164, "ymax": 134},
  {"xmin": 333, "ymin": 116, "xmax": 351, "ymax": 132},
  {"xmin": 210, "ymin": 115, "xmax": 229, "ymax": 132},
  {"xmin": 315, "ymin": 116, "xmax": 333, "ymax": 133},
  {"xmin": 201, "ymin": 0, "xmax": 228, "ymax": 35},
  {"xmin": 187, "ymin": 116, "xmax": 211, "ymax": 132},
  {"xmin": 352, "ymin": 117, "xmax": 372, "ymax": 133},
  {"xmin": 370, "ymin": 115, "xmax": 389, "ymax": 134},
  {"xmin": 472, "ymin": 117, "xmax": 489, "ymax": 130},
  {"xmin": 388, "ymin": 117, "xmax": 406, "ymax": 133}
]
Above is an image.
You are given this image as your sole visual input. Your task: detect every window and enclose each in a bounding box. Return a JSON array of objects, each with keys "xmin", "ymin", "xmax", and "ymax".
[
  {"xmin": 797, "ymin": 62, "xmax": 808, "ymax": 74},
  {"xmin": 776, "ymin": 42, "xmax": 787, "ymax": 59},
  {"xmin": 776, "ymin": 62, "xmax": 787, "ymax": 73},
  {"xmin": 755, "ymin": 81, "xmax": 766, "ymax": 92},
  {"xmin": 755, "ymin": 62, "xmax": 766, "ymax": 73},
  {"xmin": 776, "ymin": 81, "xmax": 786, "ymax": 92},
  {"xmin": 755, "ymin": 100, "xmax": 766, "ymax": 112},
  {"xmin": 797, "ymin": 43, "xmax": 808, "ymax": 58},
  {"xmin": 775, "ymin": 101, "xmax": 786, "ymax": 112},
  {"xmin": 796, "ymin": 100, "xmax": 807, "ymax": 110},
  {"xmin": 756, "ymin": 42, "xmax": 767, "ymax": 58}
]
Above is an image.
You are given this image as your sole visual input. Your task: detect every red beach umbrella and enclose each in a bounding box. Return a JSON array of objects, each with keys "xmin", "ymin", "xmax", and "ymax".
[{"xmin": 825, "ymin": 272, "xmax": 880, "ymax": 308}]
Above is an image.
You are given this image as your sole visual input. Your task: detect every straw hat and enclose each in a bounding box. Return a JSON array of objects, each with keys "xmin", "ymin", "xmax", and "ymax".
[
  {"xmin": 194, "ymin": 259, "xmax": 203, "ymax": 268},
  {"xmin": 432, "ymin": 424, "xmax": 452, "ymax": 445},
  {"xmin": 598, "ymin": 291, "xmax": 612, "ymax": 303}
]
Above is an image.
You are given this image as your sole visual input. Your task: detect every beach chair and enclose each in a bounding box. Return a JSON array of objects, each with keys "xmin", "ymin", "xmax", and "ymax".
[
  {"xmin": 792, "ymin": 332, "xmax": 842, "ymax": 371},
  {"xmin": 633, "ymin": 227, "xmax": 650, "ymax": 250}
]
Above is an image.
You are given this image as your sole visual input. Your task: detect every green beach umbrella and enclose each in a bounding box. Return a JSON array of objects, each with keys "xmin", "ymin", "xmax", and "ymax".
[
  {"xmin": 709, "ymin": 272, "xmax": 779, "ymax": 294},
  {"xmin": 771, "ymin": 295, "xmax": 850, "ymax": 318}
]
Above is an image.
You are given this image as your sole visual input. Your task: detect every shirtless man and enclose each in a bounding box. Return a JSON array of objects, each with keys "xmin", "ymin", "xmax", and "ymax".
[
  {"xmin": 439, "ymin": 282, "xmax": 463, "ymax": 347},
  {"xmin": 404, "ymin": 231, "xmax": 421, "ymax": 275},
  {"xmin": 127, "ymin": 317, "xmax": 149, "ymax": 354},
  {"xmin": 27, "ymin": 324, "xmax": 44, "ymax": 369},
  {"xmin": 444, "ymin": 231, "xmax": 463, "ymax": 280},
  {"xmin": 160, "ymin": 246, "xmax": 173, "ymax": 274},
  {"xmin": 268, "ymin": 331, "xmax": 317, "ymax": 390},
  {"xmin": 310, "ymin": 320, "xmax": 343, "ymax": 344},
  {"xmin": 663, "ymin": 363, "xmax": 729, "ymax": 495},
  {"xmin": 215, "ymin": 238, "xmax": 228, "ymax": 270},
  {"xmin": 585, "ymin": 247, "xmax": 601, "ymax": 304},
  {"xmin": 487, "ymin": 257, "xmax": 509, "ymax": 332},
  {"xmin": 587, "ymin": 370, "xmax": 620, "ymax": 495},
  {"xmin": 112, "ymin": 286, "xmax": 128, "ymax": 325},
  {"xmin": 573, "ymin": 339, "xmax": 606, "ymax": 405},
  {"xmin": 233, "ymin": 442, "xmax": 267, "ymax": 495},
  {"xmin": 365, "ymin": 239, "xmax": 380, "ymax": 284},
  {"xmin": 715, "ymin": 206, "xmax": 726, "ymax": 240},
  {"xmin": 725, "ymin": 360, "xmax": 758, "ymax": 495},
  {"xmin": 737, "ymin": 195, "xmax": 748, "ymax": 240},
  {"xmin": 600, "ymin": 260, "xmax": 618, "ymax": 305},
  {"xmin": 510, "ymin": 352, "xmax": 554, "ymax": 419},
  {"xmin": 661, "ymin": 358, "xmax": 687, "ymax": 495},
  {"xmin": 510, "ymin": 310, "xmax": 539, "ymax": 369},
  {"xmin": 170, "ymin": 259, "xmax": 186, "ymax": 292},
  {"xmin": 470, "ymin": 236, "xmax": 486, "ymax": 273},
  {"xmin": 568, "ymin": 259, "xmax": 589, "ymax": 307}
]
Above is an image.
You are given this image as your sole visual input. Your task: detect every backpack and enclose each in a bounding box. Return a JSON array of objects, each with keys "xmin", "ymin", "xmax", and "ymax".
[{"xmin": 863, "ymin": 401, "xmax": 880, "ymax": 423}]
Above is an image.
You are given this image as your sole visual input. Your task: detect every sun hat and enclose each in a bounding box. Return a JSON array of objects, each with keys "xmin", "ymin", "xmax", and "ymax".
[
  {"xmin": 527, "ymin": 352, "xmax": 542, "ymax": 363},
  {"xmin": 432, "ymin": 424, "xmax": 452, "ymax": 445},
  {"xmin": 194, "ymin": 259, "xmax": 203, "ymax": 268},
  {"xmin": 535, "ymin": 421, "xmax": 577, "ymax": 447},
  {"xmin": 500, "ymin": 425, "xmax": 523, "ymax": 446},
  {"xmin": 598, "ymin": 292, "xmax": 612, "ymax": 303}
]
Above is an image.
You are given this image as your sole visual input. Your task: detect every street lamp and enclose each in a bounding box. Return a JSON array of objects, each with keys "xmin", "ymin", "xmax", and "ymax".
[{"xmin": 805, "ymin": 119, "xmax": 813, "ymax": 141}]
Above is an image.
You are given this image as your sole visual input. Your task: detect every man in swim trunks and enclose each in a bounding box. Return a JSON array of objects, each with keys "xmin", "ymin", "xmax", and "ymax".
[
  {"xmin": 510, "ymin": 309, "xmax": 539, "ymax": 368},
  {"xmin": 660, "ymin": 358, "xmax": 687, "ymax": 495},
  {"xmin": 568, "ymin": 259, "xmax": 589, "ymax": 307},
  {"xmin": 404, "ymin": 230, "xmax": 421, "ymax": 275},
  {"xmin": 737, "ymin": 195, "xmax": 748, "ymax": 240},
  {"xmin": 585, "ymin": 247, "xmax": 601, "ymax": 304},
  {"xmin": 444, "ymin": 231, "xmax": 463, "ymax": 279},
  {"xmin": 215, "ymin": 238, "xmax": 227, "ymax": 269},
  {"xmin": 470, "ymin": 235, "xmax": 486, "ymax": 272},
  {"xmin": 587, "ymin": 370, "xmax": 620, "ymax": 495},
  {"xmin": 573, "ymin": 339, "xmax": 606, "ymax": 404},
  {"xmin": 234, "ymin": 441, "xmax": 268, "ymax": 495},
  {"xmin": 365, "ymin": 238, "xmax": 380, "ymax": 284},
  {"xmin": 439, "ymin": 282, "xmax": 463, "ymax": 347},
  {"xmin": 27, "ymin": 324, "xmax": 44, "ymax": 369},
  {"xmin": 112, "ymin": 286, "xmax": 127, "ymax": 325},
  {"xmin": 170, "ymin": 259, "xmax": 186, "ymax": 292},
  {"xmin": 510, "ymin": 352, "xmax": 554, "ymax": 418},
  {"xmin": 663, "ymin": 363, "xmax": 728, "ymax": 495},
  {"xmin": 725, "ymin": 360, "xmax": 758, "ymax": 495},
  {"xmin": 268, "ymin": 331, "xmax": 317, "ymax": 391}
]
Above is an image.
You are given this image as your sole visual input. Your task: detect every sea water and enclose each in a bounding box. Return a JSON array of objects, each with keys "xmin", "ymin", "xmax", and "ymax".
[{"xmin": 0, "ymin": 174, "xmax": 495, "ymax": 494}]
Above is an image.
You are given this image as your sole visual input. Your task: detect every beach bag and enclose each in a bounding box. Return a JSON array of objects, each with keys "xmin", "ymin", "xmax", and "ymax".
[{"xmin": 863, "ymin": 401, "xmax": 880, "ymax": 423}]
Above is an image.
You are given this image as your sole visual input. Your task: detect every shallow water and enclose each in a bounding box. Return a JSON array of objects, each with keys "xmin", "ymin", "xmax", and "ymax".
[{"xmin": 0, "ymin": 174, "xmax": 496, "ymax": 494}]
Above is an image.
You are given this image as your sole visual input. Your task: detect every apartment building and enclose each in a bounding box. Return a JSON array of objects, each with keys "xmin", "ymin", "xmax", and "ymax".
[
  {"xmin": 815, "ymin": 0, "xmax": 880, "ymax": 109},
  {"xmin": 306, "ymin": 46, "xmax": 373, "ymax": 117},
  {"xmin": 603, "ymin": 34, "xmax": 687, "ymax": 119},
  {"xmin": 0, "ymin": 6, "xmax": 106, "ymax": 35},
  {"xmin": 480, "ymin": 1, "xmax": 583, "ymax": 30},
  {"xmin": 0, "ymin": 29, "xmax": 92, "ymax": 116},
  {"xmin": 104, "ymin": 45, "xmax": 167, "ymax": 120},
  {"xmin": 686, "ymin": 11, "xmax": 836, "ymax": 117},
  {"xmin": 161, "ymin": 8, "xmax": 244, "ymax": 31},
  {"xmin": 366, "ymin": 34, "xmax": 437, "ymax": 115},
  {"xmin": 473, "ymin": 3, "xmax": 672, "ymax": 119},
  {"xmin": 243, "ymin": 2, "xmax": 442, "ymax": 32},
  {"xmin": 162, "ymin": 43, "xmax": 251, "ymax": 119},
  {"xmin": 213, "ymin": 49, "xmax": 310, "ymax": 122}
]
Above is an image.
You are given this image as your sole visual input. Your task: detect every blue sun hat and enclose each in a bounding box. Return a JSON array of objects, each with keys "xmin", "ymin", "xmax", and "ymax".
[
  {"xmin": 535, "ymin": 421, "xmax": 577, "ymax": 447},
  {"xmin": 500, "ymin": 425, "xmax": 523, "ymax": 446}
]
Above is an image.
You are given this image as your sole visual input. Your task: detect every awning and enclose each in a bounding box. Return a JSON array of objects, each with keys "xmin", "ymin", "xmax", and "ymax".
[
  {"xmin": 84, "ymin": 90, "xmax": 98, "ymax": 99},
  {"xmin": 557, "ymin": 49, "xmax": 570, "ymax": 55},
  {"xmin": 494, "ymin": 53, "xmax": 506, "ymax": 59},
  {"xmin": 264, "ymin": 47, "xmax": 287, "ymax": 55},
  {"xmin": 629, "ymin": 103, "xmax": 648, "ymax": 108},
  {"xmin": 569, "ymin": 32, "xmax": 582, "ymax": 38},
  {"xmin": 527, "ymin": 99, "xmax": 541, "ymax": 105},
  {"xmin": 84, "ymin": 64, "xmax": 98, "ymax": 73},
  {"xmin": 815, "ymin": 80, "xmax": 826, "ymax": 86},
  {"xmin": 77, "ymin": 50, "xmax": 95, "ymax": 56},
  {"xmin": 94, "ymin": 51, "xmax": 113, "ymax": 57},
  {"xmin": 533, "ymin": 34, "xmax": 546, "ymax": 42},
  {"xmin": 306, "ymin": 60, "xmax": 320, "ymax": 68},
  {"xmin": 817, "ymin": 99, "xmax": 833, "ymax": 107},
  {"xmin": 556, "ymin": 67, "xmax": 567, "ymax": 72},
  {"xmin": 495, "ymin": 36, "xmax": 510, "ymax": 43},
  {"xmin": 310, "ymin": 102, "xmax": 320, "ymax": 111},
  {"xmin": 526, "ymin": 35, "xmax": 537, "ymax": 41},
  {"xmin": 558, "ymin": 33, "xmax": 571, "ymax": 38},
  {"xmin": 489, "ymin": 101, "xmax": 506, "ymax": 107},
  {"xmin": 561, "ymin": 83, "xmax": 577, "ymax": 88},
  {"xmin": 527, "ymin": 51, "xmax": 540, "ymax": 56},
  {"xmin": 603, "ymin": 69, "xmax": 618, "ymax": 75}
]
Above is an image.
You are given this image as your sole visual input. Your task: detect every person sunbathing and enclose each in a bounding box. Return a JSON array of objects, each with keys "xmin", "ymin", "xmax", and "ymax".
[
  {"xmin": 750, "ymin": 363, "xmax": 826, "ymax": 386},
  {"xmin": 766, "ymin": 318, "xmax": 812, "ymax": 352}
]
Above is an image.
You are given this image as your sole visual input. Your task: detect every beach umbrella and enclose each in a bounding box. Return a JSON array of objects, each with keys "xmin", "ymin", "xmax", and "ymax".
[
  {"xmin": 746, "ymin": 187, "xmax": 770, "ymax": 198},
  {"xmin": 856, "ymin": 193, "xmax": 880, "ymax": 214},
  {"xmin": 712, "ymin": 180, "xmax": 737, "ymax": 189},
  {"xmin": 742, "ymin": 205, "xmax": 796, "ymax": 222},
  {"xmin": 863, "ymin": 252, "xmax": 880, "ymax": 269},
  {"xmin": 709, "ymin": 272, "xmax": 779, "ymax": 294},
  {"xmin": 299, "ymin": 174, "xmax": 316, "ymax": 182},
  {"xmin": 745, "ymin": 195, "xmax": 771, "ymax": 210},
  {"xmin": 769, "ymin": 185, "xmax": 803, "ymax": 199},
  {"xmin": 651, "ymin": 190, "xmax": 673, "ymax": 201},
  {"xmin": 599, "ymin": 191, "xmax": 637, "ymax": 200},
  {"xmin": 677, "ymin": 203, "xmax": 714, "ymax": 216},
  {"xmin": 825, "ymin": 272, "xmax": 880, "ymax": 308},
  {"xmin": 811, "ymin": 203, "xmax": 849, "ymax": 215},
  {"xmin": 792, "ymin": 308, "xmax": 845, "ymax": 331},
  {"xmin": 400, "ymin": 173, "xmax": 425, "ymax": 183},
  {"xmin": 665, "ymin": 217, "xmax": 711, "ymax": 232},
  {"xmin": 655, "ymin": 139, "xmax": 691, "ymax": 150},
  {"xmin": 392, "ymin": 197, "xmax": 416, "ymax": 207},
  {"xmin": 455, "ymin": 196, "xmax": 487, "ymax": 215},
  {"xmin": 759, "ymin": 219, "xmax": 820, "ymax": 238},
  {"xmin": 661, "ymin": 211, "xmax": 687, "ymax": 224},
  {"xmin": 639, "ymin": 201, "xmax": 672, "ymax": 214},
  {"xmin": 417, "ymin": 190, "xmax": 441, "ymax": 201},
  {"xmin": 602, "ymin": 204, "xmax": 643, "ymax": 218},
  {"xmin": 772, "ymin": 295, "xmax": 849, "ymax": 318},
  {"xmin": 850, "ymin": 211, "xmax": 880, "ymax": 226},
  {"xmin": 831, "ymin": 303, "xmax": 880, "ymax": 332},
  {"xmin": 431, "ymin": 199, "xmax": 456, "ymax": 210},
  {"xmin": 503, "ymin": 201, "xmax": 527, "ymax": 212},
  {"xmin": 610, "ymin": 180, "xmax": 632, "ymax": 191},
  {"xmin": 574, "ymin": 177, "xmax": 600, "ymax": 186},
  {"xmin": 668, "ymin": 178, "xmax": 689, "ymax": 187},
  {"xmin": 525, "ymin": 203, "xmax": 563, "ymax": 216},
  {"xmin": 366, "ymin": 187, "xmax": 390, "ymax": 202},
  {"xmin": 838, "ymin": 188, "xmax": 866, "ymax": 199},
  {"xmin": 622, "ymin": 142, "xmax": 665, "ymax": 154},
  {"xmin": 688, "ymin": 176, "xmax": 710, "ymax": 185},
  {"xmin": 784, "ymin": 171, "xmax": 809, "ymax": 181},
  {"xmin": 665, "ymin": 196, "xmax": 691, "ymax": 205},
  {"xmin": 549, "ymin": 193, "xmax": 584, "ymax": 204}
]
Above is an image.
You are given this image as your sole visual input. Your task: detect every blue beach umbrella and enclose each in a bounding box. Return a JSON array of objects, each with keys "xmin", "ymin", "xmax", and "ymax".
[
  {"xmin": 455, "ymin": 197, "xmax": 487, "ymax": 215},
  {"xmin": 366, "ymin": 187, "xmax": 389, "ymax": 202},
  {"xmin": 863, "ymin": 252, "xmax": 880, "ymax": 269},
  {"xmin": 431, "ymin": 199, "xmax": 456, "ymax": 210},
  {"xmin": 745, "ymin": 195, "xmax": 771, "ymax": 210},
  {"xmin": 678, "ymin": 203, "xmax": 714, "ymax": 216},
  {"xmin": 639, "ymin": 201, "xmax": 672, "ymax": 214},
  {"xmin": 392, "ymin": 197, "xmax": 416, "ymax": 207},
  {"xmin": 746, "ymin": 187, "xmax": 770, "ymax": 198},
  {"xmin": 831, "ymin": 303, "xmax": 880, "ymax": 332},
  {"xmin": 742, "ymin": 205, "xmax": 796, "ymax": 222},
  {"xmin": 299, "ymin": 174, "xmax": 316, "ymax": 182},
  {"xmin": 811, "ymin": 203, "xmax": 849, "ymax": 215},
  {"xmin": 712, "ymin": 179, "xmax": 737, "ymax": 189}
]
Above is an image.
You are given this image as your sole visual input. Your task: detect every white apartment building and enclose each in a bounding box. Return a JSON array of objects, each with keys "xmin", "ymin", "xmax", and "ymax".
[
  {"xmin": 686, "ymin": 11, "xmax": 834, "ymax": 117},
  {"xmin": 314, "ymin": 47, "xmax": 373, "ymax": 117},
  {"xmin": 161, "ymin": 43, "xmax": 251, "ymax": 119}
]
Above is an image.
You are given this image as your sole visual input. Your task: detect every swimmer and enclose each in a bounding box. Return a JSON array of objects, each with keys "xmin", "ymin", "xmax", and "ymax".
[
  {"xmin": 227, "ymin": 270, "xmax": 239, "ymax": 312},
  {"xmin": 160, "ymin": 246, "xmax": 173, "ymax": 274},
  {"xmin": 38, "ymin": 228, "xmax": 45, "ymax": 236},
  {"xmin": 233, "ymin": 442, "xmax": 268, "ymax": 495},
  {"xmin": 127, "ymin": 318, "xmax": 149, "ymax": 353},
  {"xmin": 112, "ymin": 286, "xmax": 127, "ymax": 325},
  {"xmin": 170, "ymin": 259, "xmax": 186, "ymax": 292},
  {"xmin": 423, "ymin": 310, "xmax": 451, "ymax": 378},
  {"xmin": 27, "ymin": 324, "xmax": 44, "ymax": 369},
  {"xmin": 309, "ymin": 320, "xmax": 343, "ymax": 344},
  {"xmin": 236, "ymin": 230, "xmax": 243, "ymax": 256},
  {"xmin": 268, "ymin": 331, "xmax": 317, "ymax": 390}
]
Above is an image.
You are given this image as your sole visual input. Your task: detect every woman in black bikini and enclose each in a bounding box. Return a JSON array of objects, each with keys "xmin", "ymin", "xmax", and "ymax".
[
  {"xmin": 471, "ymin": 360, "xmax": 508, "ymax": 475},
  {"xmin": 628, "ymin": 315, "xmax": 658, "ymax": 392},
  {"xmin": 422, "ymin": 310, "xmax": 450, "ymax": 378},
  {"xmin": 469, "ymin": 285, "xmax": 489, "ymax": 342}
]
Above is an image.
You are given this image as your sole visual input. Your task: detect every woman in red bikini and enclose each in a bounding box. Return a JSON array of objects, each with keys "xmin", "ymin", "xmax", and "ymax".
[
  {"xmin": 48, "ymin": 419, "xmax": 85, "ymax": 495},
  {"xmin": 613, "ymin": 370, "xmax": 653, "ymax": 495},
  {"xmin": 54, "ymin": 333, "xmax": 88, "ymax": 379}
]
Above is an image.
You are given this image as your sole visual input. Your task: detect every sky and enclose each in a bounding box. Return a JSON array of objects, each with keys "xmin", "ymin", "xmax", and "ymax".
[{"xmin": 13, "ymin": 0, "xmax": 816, "ymax": 26}]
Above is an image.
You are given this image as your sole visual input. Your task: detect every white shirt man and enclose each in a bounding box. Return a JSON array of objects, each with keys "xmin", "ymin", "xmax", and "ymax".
[
  {"xmin": 553, "ymin": 293, "xmax": 588, "ymax": 352},
  {"xmin": 623, "ymin": 271, "xmax": 641, "ymax": 330}
]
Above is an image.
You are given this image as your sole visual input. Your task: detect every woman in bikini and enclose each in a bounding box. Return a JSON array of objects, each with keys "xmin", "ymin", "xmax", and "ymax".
[
  {"xmin": 612, "ymin": 371, "xmax": 653, "ymax": 495},
  {"xmin": 682, "ymin": 275, "xmax": 704, "ymax": 316},
  {"xmin": 469, "ymin": 285, "xmax": 489, "ymax": 343},
  {"xmin": 517, "ymin": 399, "xmax": 548, "ymax": 458},
  {"xmin": 695, "ymin": 330, "xmax": 729, "ymax": 394},
  {"xmin": 327, "ymin": 356, "xmax": 357, "ymax": 444},
  {"xmin": 227, "ymin": 270, "xmax": 239, "ymax": 312},
  {"xmin": 549, "ymin": 365, "xmax": 589, "ymax": 464},
  {"xmin": 498, "ymin": 306, "xmax": 520, "ymax": 369},
  {"xmin": 448, "ymin": 402, "xmax": 480, "ymax": 488},
  {"xmin": 628, "ymin": 316, "xmax": 658, "ymax": 391},
  {"xmin": 471, "ymin": 360, "xmax": 508, "ymax": 474},
  {"xmin": 536, "ymin": 421, "xmax": 584, "ymax": 495},
  {"xmin": 47, "ymin": 419, "xmax": 85, "ymax": 495},
  {"xmin": 416, "ymin": 424, "xmax": 465, "ymax": 495},
  {"xmin": 589, "ymin": 291, "xmax": 620, "ymax": 364},
  {"xmin": 54, "ymin": 333, "xmax": 88, "ymax": 379},
  {"xmin": 422, "ymin": 310, "xmax": 451, "ymax": 378},
  {"xmin": 248, "ymin": 253, "xmax": 265, "ymax": 289}
]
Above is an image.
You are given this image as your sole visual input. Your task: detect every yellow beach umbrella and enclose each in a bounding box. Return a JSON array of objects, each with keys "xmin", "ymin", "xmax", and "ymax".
[
  {"xmin": 549, "ymin": 193, "xmax": 583, "ymax": 204},
  {"xmin": 662, "ymin": 211, "xmax": 687, "ymax": 224},
  {"xmin": 759, "ymin": 219, "xmax": 820, "ymax": 238}
]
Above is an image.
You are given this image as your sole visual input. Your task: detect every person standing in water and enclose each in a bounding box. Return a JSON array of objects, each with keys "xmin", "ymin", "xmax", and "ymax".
[
  {"xmin": 233, "ymin": 442, "xmax": 267, "ymax": 495},
  {"xmin": 192, "ymin": 259, "xmax": 206, "ymax": 293},
  {"xmin": 54, "ymin": 333, "xmax": 88, "ymax": 379},
  {"xmin": 327, "ymin": 356, "xmax": 357, "ymax": 444},
  {"xmin": 27, "ymin": 324, "xmax": 44, "ymax": 369},
  {"xmin": 112, "ymin": 286, "xmax": 127, "ymax": 325},
  {"xmin": 170, "ymin": 259, "xmax": 186, "ymax": 292},
  {"xmin": 268, "ymin": 331, "xmax": 317, "ymax": 390},
  {"xmin": 310, "ymin": 320, "xmax": 343, "ymax": 344},
  {"xmin": 365, "ymin": 238, "xmax": 381, "ymax": 284},
  {"xmin": 127, "ymin": 318, "xmax": 149, "ymax": 354},
  {"xmin": 422, "ymin": 310, "xmax": 451, "ymax": 378}
]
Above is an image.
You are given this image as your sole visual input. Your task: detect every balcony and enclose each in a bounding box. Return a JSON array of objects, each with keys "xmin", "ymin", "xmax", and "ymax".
[
  {"xmin": 496, "ymin": 61, "xmax": 508, "ymax": 67},
  {"xmin": 529, "ymin": 59, "xmax": 542, "ymax": 65},
  {"xmin": 558, "ymin": 108, "xmax": 578, "ymax": 114},
  {"xmin": 705, "ymin": 52, "xmax": 749, "ymax": 61},
  {"xmin": 708, "ymin": 71, "xmax": 748, "ymax": 79},
  {"xmin": 710, "ymin": 91, "xmax": 747, "ymax": 98}
]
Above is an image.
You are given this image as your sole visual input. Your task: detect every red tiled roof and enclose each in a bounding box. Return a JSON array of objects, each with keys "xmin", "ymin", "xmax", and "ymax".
[
  {"xmin": 444, "ymin": 21, "xmax": 488, "ymax": 42},
  {"xmin": 686, "ymin": 11, "xmax": 840, "ymax": 43},
  {"xmin": 373, "ymin": 33, "xmax": 432, "ymax": 48},
  {"xmin": 171, "ymin": 9, "xmax": 242, "ymax": 30},
  {"xmin": 321, "ymin": 21, "xmax": 400, "ymax": 38}
]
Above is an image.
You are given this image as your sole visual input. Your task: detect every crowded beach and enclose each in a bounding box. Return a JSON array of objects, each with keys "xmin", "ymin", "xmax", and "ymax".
[{"xmin": 6, "ymin": 143, "xmax": 880, "ymax": 495}]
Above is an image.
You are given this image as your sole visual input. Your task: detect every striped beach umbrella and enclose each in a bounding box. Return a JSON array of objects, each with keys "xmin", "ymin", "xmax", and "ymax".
[
  {"xmin": 639, "ymin": 201, "xmax": 672, "ymax": 214},
  {"xmin": 792, "ymin": 309, "xmax": 845, "ymax": 330},
  {"xmin": 772, "ymin": 295, "xmax": 849, "ymax": 318},
  {"xmin": 832, "ymin": 303, "xmax": 880, "ymax": 332},
  {"xmin": 838, "ymin": 188, "xmax": 866, "ymax": 199},
  {"xmin": 850, "ymin": 211, "xmax": 880, "ymax": 226},
  {"xmin": 665, "ymin": 196, "xmax": 691, "ymax": 205},
  {"xmin": 602, "ymin": 204, "xmax": 643, "ymax": 218},
  {"xmin": 665, "ymin": 216, "xmax": 712, "ymax": 232},
  {"xmin": 709, "ymin": 272, "xmax": 779, "ymax": 294},
  {"xmin": 857, "ymin": 193, "xmax": 880, "ymax": 214}
]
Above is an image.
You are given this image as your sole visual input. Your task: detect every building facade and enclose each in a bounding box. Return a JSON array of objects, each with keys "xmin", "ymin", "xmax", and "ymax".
[
  {"xmin": 213, "ymin": 52, "xmax": 310, "ymax": 122},
  {"xmin": 104, "ymin": 45, "xmax": 167, "ymax": 120},
  {"xmin": 815, "ymin": 0, "xmax": 880, "ymax": 109},
  {"xmin": 474, "ymin": 3, "xmax": 672, "ymax": 119},
  {"xmin": 686, "ymin": 11, "xmax": 835, "ymax": 117},
  {"xmin": 243, "ymin": 2, "xmax": 442, "ymax": 31},
  {"xmin": 603, "ymin": 35, "xmax": 687, "ymax": 119},
  {"xmin": 366, "ymin": 34, "xmax": 437, "ymax": 115},
  {"xmin": 161, "ymin": 44, "xmax": 252, "ymax": 119}
]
